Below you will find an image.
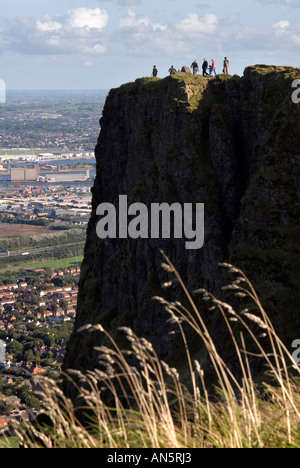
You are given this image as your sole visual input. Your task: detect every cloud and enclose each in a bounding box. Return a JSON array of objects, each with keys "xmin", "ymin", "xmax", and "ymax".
[
  {"xmin": 36, "ymin": 17, "xmax": 63, "ymax": 32},
  {"xmin": 291, "ymin": 34, "xmax": 300, "ymax": 45},
  {"xmin": 0, "ymin": 17, "xmax": 9, "ymax": 29},
  {"xmin": 113, "ymin": 10, "xmax": 169, "ymax": 55},
  {"xmin": 1, "ymin": 5, "xmax": 300, "ymax": 66},
  {"xmin": 234, "ymin": 19, "xmax": 300, "ymax": 53},
  {"xmin": 175, "ymin": 13, "xmax": 218, "ymax": 36},
  {"xmin": 114, "ymin": 10, "xmax": 222, "ymax": 58},
  {"xmin": 273, "ymin": 20, "xmax": 290, "ymax": 29},
  {"xmin": 85, "ymin": 43, "xmax": 107, "ymax": 54},
  {"xmin": 259, "ymin": 0, "xmax": 300, "ymax": 6},
  {"xmin": 118, "ymin": 9, "xmax": 167, "ymax": 38},
  {"xmin": 219, "ymin": 14, "xmax": 240, "ymax": 27},
  {"xmin": 83, "ymin": 60, "xmax": 94, "ymax": 67},
  {"xmin": 272, "ymin": 19, "xmax": 290, "ymax": 36},
  {"xmin": 0, "ymin": 8, "xmax": 108, "ymax": 56},
  {"xmin": 119, "ymin": 9, "xmax": 151, "ymax": 28},
  {"xmin": 67, "ymin": 8, "xmax": 109, "ymax": 30}
]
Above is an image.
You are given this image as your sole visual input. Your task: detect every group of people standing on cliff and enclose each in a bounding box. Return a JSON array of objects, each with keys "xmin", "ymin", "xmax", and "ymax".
[{"xmin": 152, "ymin": 57, "xmax": 229, "ymax": 78}]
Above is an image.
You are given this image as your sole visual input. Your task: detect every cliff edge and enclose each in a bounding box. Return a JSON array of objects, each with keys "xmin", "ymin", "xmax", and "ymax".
[{"xmin": 63, "ymin": 65, "xmax": 300, "ymax": 377}]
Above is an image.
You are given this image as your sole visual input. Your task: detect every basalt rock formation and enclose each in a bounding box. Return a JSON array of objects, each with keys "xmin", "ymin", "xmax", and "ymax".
[{"xmin": 63, "ymin": 65, "xmax": 300, "ymax": 378}]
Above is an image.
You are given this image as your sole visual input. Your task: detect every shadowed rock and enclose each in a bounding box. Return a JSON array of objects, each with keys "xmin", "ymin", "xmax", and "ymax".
[{"xmin": 63, "ymin": 65, "xmax": 300, "ymax": 386}]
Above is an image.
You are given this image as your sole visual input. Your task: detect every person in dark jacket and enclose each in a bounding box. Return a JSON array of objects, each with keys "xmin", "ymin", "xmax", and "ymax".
[
  {"xmin": 190, "ymin": 60, "xmax": 199, "ymax": 75},
  {"xmin": 152, "ymin": 65, "xmax": 158, "ymax": 77},
  {"xmin": 168, "ymin": 65, "xmax": 177, "ymax": 75},
  {"xmin": 202, "ymin": 58, "xmax": 209, "ymax": 76}
]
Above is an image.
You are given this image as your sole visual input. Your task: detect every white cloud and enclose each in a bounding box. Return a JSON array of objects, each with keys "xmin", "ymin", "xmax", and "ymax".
[
  {"xmin": 67, "ymin": 8, "xmax": 109, "ymax": 30},
  {"xmin": 259, "ymin": 0, "xmax": 300, "ymax": 6},
  {"xmin": 119, "ymin": 9, "xmax": 167, "ymax": 33},
  {"xmin": 175, "ymin": 13, "xmax": 218, "ymax": 36},
  {"xmin": 234, "ymin": 19, "xmax": 300, "ymax": 54},
  {"xmin": 273, "ymin": 20, "xmax": 289, "ymax": 29},
  {"xmin": 119, "ymin": 10, "xmax": 151, "ymax": 28},
  {"xmin": 153, "ymin": 23, "xmax": 167, "ymax": 32},
  {"xmin": 114, "ymin": 9, "xmax": 227, "ymax": 59},
  {"xmin": 36, "ymin": 16, "xmax": 62, "ymax": 33},
  {"xmin": 85, "ymin": 43, "xmax": 106, "ymax": 54},
  {"xmin": 272, "ymin": 20, "xmax": 290, "ymax": 37},
  {"xmin": 0, "ymin": 8, "xmax": 109, "ymax": 56},
  {"xmin": 116, "ymin": 10, "xmax": 220, "ymax": 57},
  {"xmin": 291, "ymin": 34, "xmax": 300, "ymax": 45},
  {"xmin": 46, "ymin": 36, "xmax": 60, "ymax": 47},
  {"xmin": 1, "ymin": 4, "xmax": 300, "ymax": 70}
]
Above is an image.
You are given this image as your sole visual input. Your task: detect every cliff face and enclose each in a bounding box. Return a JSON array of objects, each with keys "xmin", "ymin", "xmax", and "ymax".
[{"xmin": 63, "ymin": 65, "xmax": 300, "ymax": 374}]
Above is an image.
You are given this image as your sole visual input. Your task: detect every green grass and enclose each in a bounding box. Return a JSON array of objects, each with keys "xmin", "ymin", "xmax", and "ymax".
[
  {"xmin": 0, "ymin": 436, "xmax": 19, "ymax": 448},
  {"xmin": 27, "ymin": 256, "xmax": 83, "ymax": 270},
  {"xmin": 0, "ymin": 149, "xmax": 43, "ymax": 156},
  {"xmin": 0, "ymin": 256, "xmax": 83, "ymax": 272}
]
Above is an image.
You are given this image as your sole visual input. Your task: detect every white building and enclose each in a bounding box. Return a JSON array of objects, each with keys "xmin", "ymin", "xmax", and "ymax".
[{"xmin": 0, "ymin": 340, "xmax": 6, "ymax": 367}]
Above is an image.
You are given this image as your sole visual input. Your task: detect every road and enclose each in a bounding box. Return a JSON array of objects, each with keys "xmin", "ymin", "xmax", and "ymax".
[{"xmin": 0, "ymin": 241, "xmax": 85, "ymax": 259}]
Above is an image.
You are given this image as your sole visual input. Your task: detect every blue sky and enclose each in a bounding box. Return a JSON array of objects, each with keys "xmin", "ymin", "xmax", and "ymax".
[{"xmin": 0, "ymin": 0, "xmax": 300, "ymax": 89}]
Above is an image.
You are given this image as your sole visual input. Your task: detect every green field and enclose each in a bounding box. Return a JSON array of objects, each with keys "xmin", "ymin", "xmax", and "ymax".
[
  {"xmin": 0, "ymin": 149, "xmax": 43, "ymax": 156},
  {"xmin": 0, "ymin": 256, "xmax": 83, "ymax": 272},
  {"xmin": 26, "ymin": 256, "xmax": 83, "ymax": 270}
]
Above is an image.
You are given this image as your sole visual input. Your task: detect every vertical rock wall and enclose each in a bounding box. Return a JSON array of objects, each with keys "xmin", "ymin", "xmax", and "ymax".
[{"xmin": 63, "ymin": 65, "xmax": 300, "ymax": 375}]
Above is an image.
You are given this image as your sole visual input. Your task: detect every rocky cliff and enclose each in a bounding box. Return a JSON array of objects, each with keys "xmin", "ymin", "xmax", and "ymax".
[{"xmin": 63, "ymin": 65, "xmax": 300, "ymax": 377}]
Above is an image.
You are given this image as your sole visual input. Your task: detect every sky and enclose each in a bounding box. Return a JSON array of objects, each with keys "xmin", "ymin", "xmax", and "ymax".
[{"xmin": 0, "ymin": 0, "xmax": 300, "ymax": 90}]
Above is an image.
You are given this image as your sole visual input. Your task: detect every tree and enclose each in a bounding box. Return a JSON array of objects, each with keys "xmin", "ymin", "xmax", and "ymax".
[
  {"xmin": 0, "ymin": 403, "xmax": 13, "ymax": 415},
  {"xmin": 59, "ymin": 300, "xmax": 68, "ymax": 312},
  {"xmin": 37, "ymin": 306, "xmax": 46, "ymax": 316},
  {"xmin": 4, "ymin": 304, "xmax": 13, "ymax": 314},
  {"xmin": 24, "ymin": 349, "xmax": 34, "ymax": 363},
  {"xmin": 34, "ymin": 351, "xmax": 41, "ymax": 365},
  {"xmin": 22, "ymin": 389, "xmax": 41, "ymax": 409},
  {"xmin": 8, "ymin": 340, "xmax": 23, "ymax": 359},
  {"xmin": 27, "ymin": 322, "xmax": 37, "ymax": 332}
]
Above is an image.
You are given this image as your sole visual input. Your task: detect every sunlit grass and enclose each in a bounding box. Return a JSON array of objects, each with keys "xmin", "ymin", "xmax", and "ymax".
[{"xmin": 15, "ymin": 253, "xmax": 300, "ymax": 448}]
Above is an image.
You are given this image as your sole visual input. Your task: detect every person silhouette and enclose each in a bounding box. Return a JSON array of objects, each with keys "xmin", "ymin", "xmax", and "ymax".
[
  {"xmin": 168, "ymin": 65, "xmax": 177, "ymax": 75},
  {"xmin": 223, "ymin": 57, "xmax": 229, "ymax": 74},
  {"xmin": 190, "ymin": 60, "xmax": 199, "ymax": 75},
  {"xmin": 209, "ymin": 59, "xmax": 216, "ymax": 76},
  {"xmin": 202, "ymin": 59, "xmax": 209, "ymax": 76}
]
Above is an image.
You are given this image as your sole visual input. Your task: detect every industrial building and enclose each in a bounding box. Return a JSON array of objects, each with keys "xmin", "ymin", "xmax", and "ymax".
[
  {"xmin": 10, "ymin": 165, "xmax": 39, "ymax": 182},
  {"xmin": 43, "ymin": 169, "xmax": 90, "ymax": 183}
]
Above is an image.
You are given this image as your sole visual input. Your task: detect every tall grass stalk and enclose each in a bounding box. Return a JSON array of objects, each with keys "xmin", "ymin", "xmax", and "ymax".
[{"xmin": 17, "ymin": 253, "xmax": 300, "ymax": 448}]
